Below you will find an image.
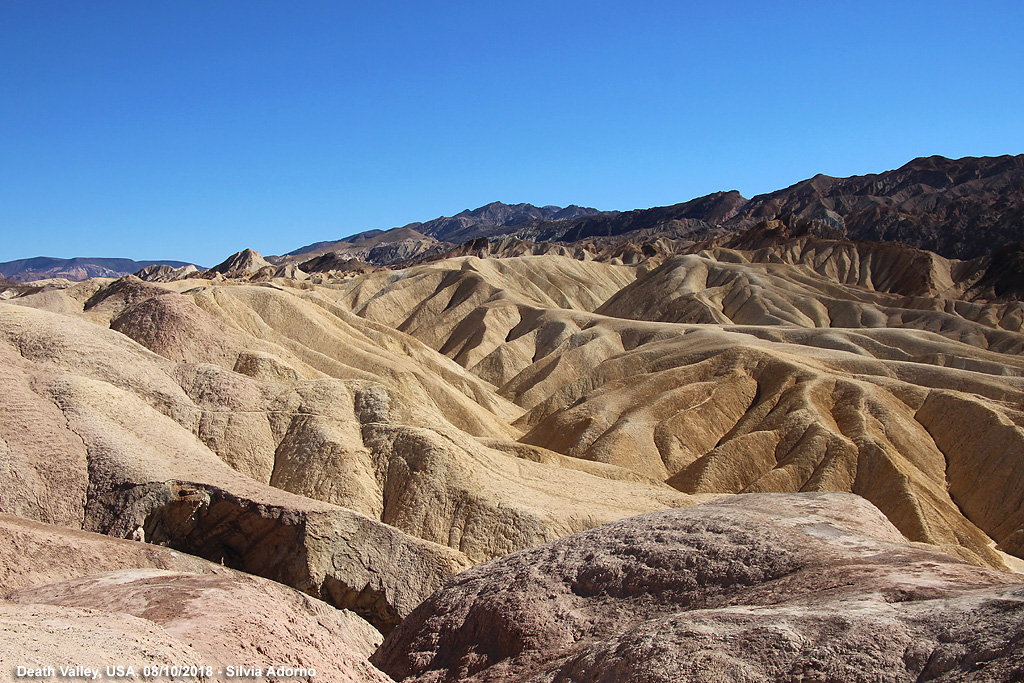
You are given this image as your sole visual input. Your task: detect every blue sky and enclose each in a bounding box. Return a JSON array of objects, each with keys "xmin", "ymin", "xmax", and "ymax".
[{"xmin": 2, "ymin": 1, "xmax": 1022, "ymax": 266}]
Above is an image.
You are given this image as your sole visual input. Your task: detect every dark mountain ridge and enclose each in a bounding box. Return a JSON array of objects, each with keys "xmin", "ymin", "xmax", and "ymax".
[
  {"xmin": 483, "ymin": 155, "xmax": 1023, "ymax": 259},
  {"xmin": 282, "ymin": 202, "xmax": 608, "ymax": 261},
  {"xmin": 726, "ymin": 154, "xmax": 1024, "ymax": 259},
  {"xmin": 8, "ymin": 155, "xmax": 1020, "ymax": 280},
  {"xmin": 402, "ymin": 201, "xmax": 607, "ymax": 243},
  {"xmin": 283, "ymin": 155, "xmax": 1023, "ymax": 266},
  {"xmin": 505, "ymin": 190, "xmax": 748, "ymax": 244}
]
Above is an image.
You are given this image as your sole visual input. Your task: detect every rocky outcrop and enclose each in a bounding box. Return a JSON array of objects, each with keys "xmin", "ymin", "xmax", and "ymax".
[
  {"xmin": 0, "ymin": 278, "xmax": 714, "ymax": 622},
  {"xmin": 373, "ymin": 493, "xmax": 1024, "ymax": 683},
  {"xmin": 511, "ymin": 191, "xmax": 745, "ymax": 244},
  {"xmin": 134, "ymin": 263, "xmax": 199, "ymax": 282},
  {"xmin": 423, "ymin": 237, "xmax": 597, "ymax": 264},
  {"xmin": 510, "ymin": 322, "xmax": 1024, "ymax": 568},
  {"xmin": 2, "ymin": 517, "xmax": 390, "ymax": 683},
  {"xmin": 9, "ymin": 571, "xmax": 390, "ymax": 682},
  {"xmin": 966, "ymin": 242, "xmax": 1024, "ymax": 301},
  {"xmin": 278, "ymin": 204, "xmax": 609, "ymax": 268},
  {"xmin": 396, "ymin": 202, "xmax": 608, "ymax": 244},
  {"xmin": 0, "ymin": 302, "xmax": 472, "ymax": 632},
  {"xmin": 727, "ymin": 154, "xmax": 1024, "ymax": 260},
  {"xmin": 339, "ymin": 255, "xmax": 637, "ymax": 379},
  {"xmin": 204, "ymin": 248, "xmax": 272, "ymax": 277},
  {"xmin": 89, "ymin": 480, "xmax": 471, "ymax": 633},
  {"xmin": 5, "ymin": 221, "xmax": 1024, "ymax": 680},
  {"xmin": 300, "ymin": 253, "xmax": 375, "ymax": 274},
  {"xmin": 597, "ymin": 238, "xmax": 1024, "ymax": 335},
  {"xmin": 0, "ymin": 513, "xmax": 226, "ymax": 592}
]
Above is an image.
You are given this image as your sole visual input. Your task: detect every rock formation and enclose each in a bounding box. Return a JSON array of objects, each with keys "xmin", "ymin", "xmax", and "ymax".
[
  {"xmin": 374, "ymin": 493, "xmax": 1024, "ymax": 683},
  {"xmin": 1, "ymin": 516, "xmax": 390, "ymax": 683},
  {"xmin": 203, "ymin": 248, "xmax": 273, "ymax": 277},
  {"xmin": 333, "ymin": 247, "xmax": 1024, "ymax": 570},
  {"xmin": 727, "ymin": 154, "xmax": 1024, "ymax": 260}
]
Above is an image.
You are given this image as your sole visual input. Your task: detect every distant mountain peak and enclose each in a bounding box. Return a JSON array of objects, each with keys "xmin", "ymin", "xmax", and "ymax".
[
  {"xmin": 209, "ymin": 248, "xmax": 271, "ymax": 275},
  {"xmin": 0, "ymin": 257, "xmax": 199, "ymax": 283},
  {"xmin": 412, "ymin": 202, "xmax": 608, "ymax": 243},
  {"xmin": 273, "ymin": 153, "xmax": 1024, "ymax": 267},
  {"xmin": 280, "ymin": 202, "xmax": 610, "ymax": 262}
]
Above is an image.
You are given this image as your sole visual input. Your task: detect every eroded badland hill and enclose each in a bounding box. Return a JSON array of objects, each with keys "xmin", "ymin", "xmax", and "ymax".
[{"xmin": 2, "ymin": 155, "xmax": 1024, "ymax": 682}]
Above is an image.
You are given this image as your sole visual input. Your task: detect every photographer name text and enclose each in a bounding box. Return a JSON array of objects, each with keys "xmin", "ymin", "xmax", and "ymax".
[{"xmin": 14, "ymin": 664, "xmax": 317, "ymax": 680}]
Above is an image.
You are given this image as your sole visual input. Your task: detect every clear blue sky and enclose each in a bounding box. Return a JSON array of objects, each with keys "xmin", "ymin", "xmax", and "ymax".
[{"xmin": 2, "ymin": 1, "xmax": 1022, "ymax": 266}]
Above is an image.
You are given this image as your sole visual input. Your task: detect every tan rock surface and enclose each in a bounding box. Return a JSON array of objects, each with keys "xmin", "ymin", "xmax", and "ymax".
[
  {"xmin": 203, "ymin": 248, "xmax": 272, "ymax": 277},
  {"xmin": 1, "ymin": 517, "xmax": 390, "ymax": 682},
  {"xmin": 597, "ymin": 250, "xmax": 1024, "ymax": 346},
  {"xmin": 10, "ymin": 569, "xmax": 390, "ymax": 683},
  {"xmin": 336, "ymin": 256, "xmax": 636, "ymax": 384},
  {"xmin": 0, "ymin": 302, "xmax": 473, "ymax": 631},
  {"xmin": 512, "ymin": 322, "xmax": 1024, "ymax": 567},
  {"xmin": 0, "ymin": 513, "xmax": 223, "ymax": 593},
  {"xmin": 0, "ymin": 278, "xmax": 713, "ymax": 627},
  {"xmin": 318, "ymin": 252, "xmax": 1024, "ymax": 569},
  {"xmin": 1, "ymin": 602, "xmax": 208, "ymax": 676},
  {"xmin": 7, "ymin": 241, "xmax": 1024, "ymax": 572}
]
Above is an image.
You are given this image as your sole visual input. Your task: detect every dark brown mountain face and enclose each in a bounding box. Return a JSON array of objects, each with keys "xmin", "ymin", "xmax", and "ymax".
[
  {"xmin": 277, "ymin": 203, "xmax": 609, "ymax": 266},
  {"xmin": 268, "ymin": 155, "xmax": 1021, "ymax": 272},
  {"xmin": 968, "ymin": 242, "xmax": 1024, "ymax": 300},
  {"xmin": 427, "ymin": 156, "xmax": 1023, "ymax": 260},
  {"xmin": 359, "ymin": 202, "xmax": 608, "ymax": 246},
  {"xmin": 299, "ymin": 253, "xmax": 374, "ymax": 274},
  {"xmin": 511, "ymin": 190, "xmax": 748, "ymax": 243},
  {"xmin": 728, "ymin": 155, "xmax": 1024, "ymax": 259},
  {"xmin": 378, "ymin": 155, "xmax": 1023, "ymax": 259}
]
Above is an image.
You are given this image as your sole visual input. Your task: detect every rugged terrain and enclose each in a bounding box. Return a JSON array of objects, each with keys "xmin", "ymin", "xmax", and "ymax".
[
  {"xmin": 274, "ymin": 153, "xmax": 1024, "ymax": 268},
  {"xmin": 7, "ymin": 154, "xmax": 1021, "ymax": 279},
  {"xmin": 505, "ymin": 154, "xmax": 1024, "ymax": 259},
  {"xmin": 375, "ymin": 493, "xmax": 1024, "ymax": 682},
  {"xmin": 2, "ymin": 155, "xmax": 1024, "ymax": 680}
]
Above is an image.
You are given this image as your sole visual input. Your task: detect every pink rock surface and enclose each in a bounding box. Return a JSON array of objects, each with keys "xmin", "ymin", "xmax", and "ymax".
[{"xmin": 374, "ymin": 493, "xmax": 1024, "ymax": 682}]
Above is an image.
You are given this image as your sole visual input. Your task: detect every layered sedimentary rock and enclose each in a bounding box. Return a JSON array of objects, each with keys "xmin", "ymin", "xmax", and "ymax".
[
  {"xmin": 0, "ymin": 270, "xmax": 707, "ymax": 629},
  {"xmin": 5, "ymin": 236, "xmax": 1024, "ymax": 579},
  {"xmin": 726, "ymin": 154, "xmax": 1024, "ymax": 260},
  {"xmin": 332, "ymin": 248, "xmax": 1024, "ymax": 570},
  {"xmin": 0, "ymin": 301, "xmax": 472, "ymax": 631}
]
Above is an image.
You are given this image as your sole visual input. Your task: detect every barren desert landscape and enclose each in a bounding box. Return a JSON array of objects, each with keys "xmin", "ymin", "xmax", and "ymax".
[{"xmin": 2, "ymin": 154, "xmax": 1024, "ymax": 681}]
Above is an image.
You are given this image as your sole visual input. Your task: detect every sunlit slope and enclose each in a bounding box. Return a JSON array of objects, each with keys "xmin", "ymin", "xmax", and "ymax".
[
  {"xmin": 331, "ymin": 251, "xmax": 1024, "ymax": 569},
  {"xmin": 0, "ymin": 278, "xmax": 703, "ymax": 576},
  {"xmin": 4, "ymin": 235, "xmax": 1024, "ymax": 575}
]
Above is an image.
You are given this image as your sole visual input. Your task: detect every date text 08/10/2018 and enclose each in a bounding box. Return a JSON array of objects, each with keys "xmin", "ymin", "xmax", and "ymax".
[{"xmin": 14, "ymin": 665, "xmax": 318, "ymax": 679}]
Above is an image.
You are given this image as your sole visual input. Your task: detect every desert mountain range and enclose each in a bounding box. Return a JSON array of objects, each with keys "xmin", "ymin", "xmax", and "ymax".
[
  {"xmin": 273, "ymin": 153, "xmax": 1024, "ymax": 268},
  {"xmin": 0, "ymin": 257, "xmax": 198, "ymax": 283},
  {"xmin": 6, "ymin": 154, "xmax": 1022, "ymax": 282},
  {"xmin": 2, "ymin": 154, "xmax": 1024, "ymax": 681}
]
